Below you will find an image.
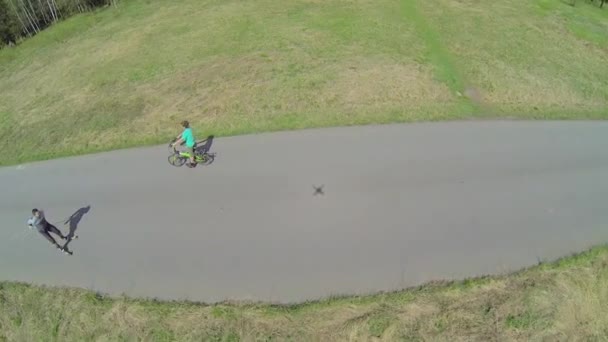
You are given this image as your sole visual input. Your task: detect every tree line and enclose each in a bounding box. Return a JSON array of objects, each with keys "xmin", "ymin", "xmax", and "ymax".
[{"xmin": 0, "ymin": 0, "xmax": 117, "ymax": 47}]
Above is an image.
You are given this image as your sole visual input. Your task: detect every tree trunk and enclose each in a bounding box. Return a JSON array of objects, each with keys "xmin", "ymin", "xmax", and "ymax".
[
  {"xmin": 45, "ymin": 0, "xmax": 57, "ymax": 22},
  {"xmin": 24, "ymin": 0, "xmax": 42, "ymax": 32},
  {"xmin": 37, "ymin": 0, "xmax": 50, "ymax": 25},
  {"xmin": 7, "ymin": 0, "xmax": 32, "ymax": 36},
  {"xmin": 50, "ymin": 0, "xmax": 60, "ymax": 19},
  {"xmin": 18, "ymin": 0, "xmax": 39, "ymax": 33}
]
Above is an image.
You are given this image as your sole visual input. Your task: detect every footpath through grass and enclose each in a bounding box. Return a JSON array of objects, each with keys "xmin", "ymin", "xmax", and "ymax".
[
  {"xmin": 1, "ymin": 245, "xmax": 607, "ymax": 340},
  {"xmin": 0, "ymin": 0, "xmax": 607, "ymax": 165}
]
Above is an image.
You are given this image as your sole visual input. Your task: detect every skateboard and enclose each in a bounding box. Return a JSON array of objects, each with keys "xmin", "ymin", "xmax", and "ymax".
[{"xmin": 60, "ymin": 235, "xmax": 78, "ymax": 255}]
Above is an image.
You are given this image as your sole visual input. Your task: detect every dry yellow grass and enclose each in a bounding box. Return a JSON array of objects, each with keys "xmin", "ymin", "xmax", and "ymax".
[
  {"xmin": 1, "ymin": 245, "xmax": 607, "ymax": 341},
  {"xmin": 420, "ymin": 0, "xmax": 608, "ymax": 116},
  {"xmin": 1, "ymin": 0, "xmax": 606, "ymax": 165}
]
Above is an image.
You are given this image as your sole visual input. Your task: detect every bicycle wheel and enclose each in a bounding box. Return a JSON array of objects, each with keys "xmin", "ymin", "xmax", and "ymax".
[
  {"xmin": 168, "ymin": 154, "xmax": 186, "ymax": 167},
  {"xmin": 196, "ymin": 153, "xmax": 214, "ymax": 165},
  {"xmin": 203, "ymin": 153, "xmax": 215, "ymax": 165}
]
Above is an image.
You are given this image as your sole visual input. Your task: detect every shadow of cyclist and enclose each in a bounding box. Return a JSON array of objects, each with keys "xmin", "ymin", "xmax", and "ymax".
[
  {"xmin": 193, "ymin": 135, "xmax": 216, "ymax": 166},
  {"xmin": 196, "ymin": 135, "xmax": 215, "ymax": 154}
]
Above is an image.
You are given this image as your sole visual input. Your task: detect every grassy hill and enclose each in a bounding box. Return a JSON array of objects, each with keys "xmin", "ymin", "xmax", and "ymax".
[
  {"xmin": 0, "ymin": 0, "xmax": 606, "ymax": 165},
  {"xmin": 1, "ymin": 2, "xmax": 607, "ymax": 339},
  {"xmin": 1, "ymin": 245, "xmax": 607, "ymax": 340}
]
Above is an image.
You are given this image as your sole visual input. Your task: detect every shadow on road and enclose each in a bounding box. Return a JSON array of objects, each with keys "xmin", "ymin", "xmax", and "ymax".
[
  {"xmin": 195, "ymin": 135, "xmax": 217, "ymax": 166},
  {"xmin": 196, "ymin": 135, "xmax": 215, "ymax": 154},
  {"xmin": 313, "ymin": 185, "xmax": 324, "ymax": 196},
  {"xmin": 62, "ymin": 205, "xmax": 91, "ymax": 252}
]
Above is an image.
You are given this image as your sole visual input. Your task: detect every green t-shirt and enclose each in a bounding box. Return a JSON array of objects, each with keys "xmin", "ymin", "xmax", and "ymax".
[{"xmin": 182, "ymin": 128, "xmax": 195, "ymax": 148}]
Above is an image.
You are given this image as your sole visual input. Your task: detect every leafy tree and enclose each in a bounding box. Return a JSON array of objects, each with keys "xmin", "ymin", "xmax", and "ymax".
[{"xmin": 0, "ymin": 0, "xmax": 19, "ymax": 46}]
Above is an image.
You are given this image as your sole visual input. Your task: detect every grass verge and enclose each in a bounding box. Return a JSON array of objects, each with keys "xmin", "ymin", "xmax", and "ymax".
[
  {"xmin": 0, "ymin": 0, "xmax": 607, "ymax": 165},
  {"xmin": 1, "ymin": 245, "xmax": 607, "ymax": 340}
]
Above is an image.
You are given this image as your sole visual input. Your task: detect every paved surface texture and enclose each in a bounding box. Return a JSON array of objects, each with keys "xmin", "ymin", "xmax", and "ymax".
[{"xmin": 1, "ymin": 121, "xmax": 607, "ymax": 303}]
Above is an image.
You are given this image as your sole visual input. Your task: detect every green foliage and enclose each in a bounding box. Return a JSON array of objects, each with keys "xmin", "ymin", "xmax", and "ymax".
[
  {"xmin": 0, "ymin": 0, "xmax": 116, "ymax": 47},
  {"xmin": 0, "ymin": 0, "xmax": 19, "ymax": 46}
]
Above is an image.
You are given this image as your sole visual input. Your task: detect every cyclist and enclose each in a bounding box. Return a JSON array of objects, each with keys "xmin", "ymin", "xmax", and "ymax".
[
  {"xmin": 172, "ymin": 120, "xmax": 197, "ymax": 167},
  {"xmin": 27, "ymin": 208, "xmax": 68, "ymax": 251}
]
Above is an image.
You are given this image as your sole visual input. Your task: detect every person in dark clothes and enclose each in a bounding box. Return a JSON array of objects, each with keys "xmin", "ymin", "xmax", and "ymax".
[{"xmin": 27, "ymin": 208, "xmax": 68, "ymax": 251}]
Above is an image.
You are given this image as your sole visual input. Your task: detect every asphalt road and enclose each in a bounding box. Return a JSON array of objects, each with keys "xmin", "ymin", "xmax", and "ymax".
[{"xmin": 1, "ymin": 121, "xmax": 607, "ymax": 303}]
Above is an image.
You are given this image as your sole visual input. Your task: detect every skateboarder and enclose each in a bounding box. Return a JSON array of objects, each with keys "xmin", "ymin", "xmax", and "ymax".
[{"xmin": 27, "ymin": 208, "xmax": 69, "ymax": 252}]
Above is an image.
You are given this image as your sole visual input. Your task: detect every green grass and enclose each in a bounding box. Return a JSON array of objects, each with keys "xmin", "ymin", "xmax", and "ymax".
[
  {"xmin": 0, "ymin": 0, "xmax": 607, "ymax": 166},
  {"xmin": 1, "ymin": 245, "xmax": 607, "ymax": 340}
]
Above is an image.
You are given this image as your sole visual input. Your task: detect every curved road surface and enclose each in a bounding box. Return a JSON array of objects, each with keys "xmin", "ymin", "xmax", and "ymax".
[{"xmin": 1, "ymin": 121, "xmax": 607, "ymax": 303}]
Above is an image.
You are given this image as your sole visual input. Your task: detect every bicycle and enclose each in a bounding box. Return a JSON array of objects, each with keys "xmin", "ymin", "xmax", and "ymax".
[{"xmin": 167, "ymin": 138, "xmax": 215, "ymax": 167}]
